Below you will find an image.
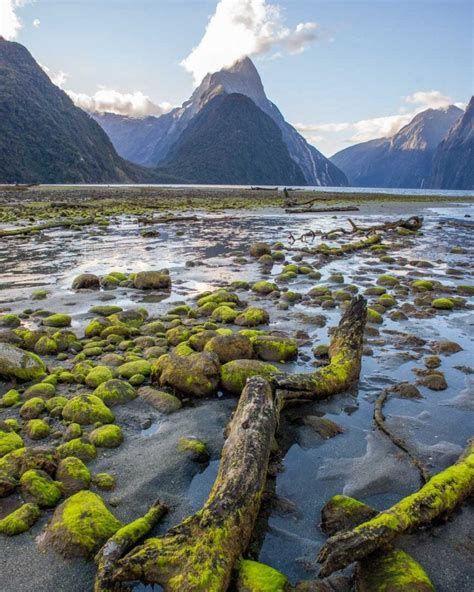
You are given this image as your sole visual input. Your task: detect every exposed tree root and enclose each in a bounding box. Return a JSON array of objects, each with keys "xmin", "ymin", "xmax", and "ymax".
[
  {"xmin": 272, "ymin": 296, "xmax": 367, "ymax": 400},
  {"xmin": 374, "ymin": 389, "xmax": 431, "ymax": 485},
  {"xmin": 94, "ymin": 500, "xmax": 168, "ymax": 592},
  {"xmin": 287, "ymin": 234, "xmax": 381, "ymax": 255},
  {"xmin": 0, "ymin": 217, "xmax": 95, "ymax": 237},
  {"xmin": 317, "ymin": 438, "xmax": 474, "ymax": 577},
  {"xmin": 320, "ymin": 215, "xmax": 423, "ymax": 239}
]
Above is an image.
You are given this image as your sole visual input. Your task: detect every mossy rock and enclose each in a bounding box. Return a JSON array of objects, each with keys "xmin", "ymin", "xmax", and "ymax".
[
  {"xmin": 0, "ymin": 389, "xmax": 21, "ymax": 407},
  {"xmin": 211, "ymin": 305, "xmax": 239, "ymax": 324},
  {"xmin": 32, "ymin": 289, "xmax": 48, "ymax": 300},
  {"xmin": 0, "ymin": 428, "xmax": 24, "ymax": 457},
  {"xmin": 249, "ymin": 242, "xmax": 271, "ymax": 257},
  {"xmin": 376, "ymin": 274, "xmax": 399, "ymax": 286},
  {"xmin": 221, "ymin": 359, "xmax": 282, "ymax": 395},
  {"xmin": 166, "ymin": 326, "xmax": 191, "ymax": 346},
  {"xmin": 57, "ymin": 438, "xmax": 97, "ymax": 462},
  {"xmin": 20, "ymin": 468, "xmax": 62, "ymax": 507},
  {"xmin": 367, "ymin": 308, "xmax": 383, "ymax": 324},
  {"xmin": 320, "ymin": 494, "xmax": 377, "ymax": 535},
  {"xmin": 40, "ymin": 490, "xmax": 122, "ymax": 557},
  {"xmin": 34, "ymin": 336, "xmax": 59, "ymax": 355},
  {"xmin": 411, "ymin": 279, "xmax": 434, "ymax": 292},
  {"xmin": 252, "ymin": 335, "xmax": 298, "ymax": 362},
  {"xmin": 93, "ymin": 379, "xmax": 137, "ymax": 406},
  {"xmin": 141, "ymin": 320, "xmax": 166, "ymax": 335},
  {"xmin": 20, "ymin": 397, "xmax": 45, "ymax": 420},
  {"xmin": 0, "ymin": 313, "xmax": 21, "ymax": 328},
  {"xmin": 24, "ymin": 419, "xmax": 50, "ymax": 440},
  {"xmin": 85, "ymin": 365, "xmax": 114, "ymax": 388},
  {"xmin": 92, "ymin": 472, "xmax": 116, "ymax": 490},
  {"xmin": 63, "ymin": 422, "xmax": 82, "ymax": 441},
  {"xmin": 62, "ymin": 394, "xmax": 114, "ymax": 425},
  {"xmin": 133, "ymin": 270, "xmax": 170, "ymax": 290},
  {"xmin": 72, "ymin": 274, "xmax": 100, "ymax": 290},
  {"xmin": 137, "ymin": 386, "xmax": 182, "ymax": 413},
  {"xmin": 0, "ymin": 343, "xmax": 46, "ymax": 381},
  {"xmin": 89, "ymin": 305, "xmax": 123, "ymax": 316},
  {"xmin": 84, "ymin": 318, "xmax": 112, "ymax": 338},
  {"xmin": 204, "ymin": 334, "xmax": 253, "ymax": 363},
  {"xmin": 364, "ymin": 286, "xmax": 386, "ymax": 296},
  {"xmin": 42, "ymin": 314, "xmax": 72, "ymax": 328},
  {"xmin": 235, "ymin": 308, "xmax": 269, "ymax": 327},
  {"xmin": 378, "ymin": 294, "xmax": 397, "ymax": 308},
  {"xmin": 177, "ymin": 437, "xmax": 210, "ymax": 463},
  {"xmin": 153, "ymin": 351, "xmax": 220, "ymax": 398},
  {"xmin": 236, "ymin": 559, "xmax": 288, "ymax": 592},
  {"xmin": 117, "ymin": 359, "xmax": 151, "ymax": 379},
  {"xmin": 56, "ymin": 456, "xmax": 91, "ymax": 495},
  {"xmin": 252, "ymin": 281, "xmax": 277, "ymax": 295},
  {"xmin": 0, "ymin": 503, "xmax": 41, "ymax": 536},
  {"xmin": 45, "ymin": 396, "xmax": 68, "ymax": 413},
  {"xmin": 89, "ymin": 425, "xmax": 123, "ymax": 448},
  {"xmin": 431, "ymin": 298, "xmax": 454, "ymax": 310},
  {"xmin": 188, "ymin": 330, "xmax": 217, "ymax": 351},
  {"xmin": 24, "ymin": 381, "xmax": 56, "ymax": 400}
]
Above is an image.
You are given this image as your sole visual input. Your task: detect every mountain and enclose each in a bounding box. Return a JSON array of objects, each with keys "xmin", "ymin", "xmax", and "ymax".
[
  {"xmin": 155, "ymin": 93, "xmax": 306, "ymax": 185},
  {"xmin": 0, "ymin": 37, "xmax": 152, "ymax": 184},
  {"xmin": 331, "ymin": 106, "xmax": 463, "ymax": 189},
  {"xmin": 94, "ymin": 58, "xmax": 348, "ymax": 187},
  {"xmin": 429, "ymin": 96, "xmax": 474, "ymax": 190}
]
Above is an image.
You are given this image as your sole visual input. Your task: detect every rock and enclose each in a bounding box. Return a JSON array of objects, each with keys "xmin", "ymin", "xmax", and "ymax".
[
  {"xmin": 84, "ymin": 365, "xmax": 114, "ymax": 387},
  {"xmin": 56, "ymin": 457, "xmax": 91, "ymax": 495},
  {"xmin": 0, "ymin": 427, "xmax": 24, "ymax": 457},
  {"xmin": 72, "ymin": 274, "xmax": 100, "ymax": 290},
  {"xmin": 204, "ymin": 334, "xmax": 254, "ymax": 363},
  {"xmin": 0, "ymin": 343, "xmax": 45, "ymax": 381},
  {"xmin": 19, "ymin": 397, "xmax": 45, "ymax": 420},
  {"xmin": 153, "ymin": 351, "xmax": 221, "ymax": 398},
  {"xmin": 389, "ymin": 383, "xmax": 422, "ymax": 399},
  {"xmin": 235, "ymin": 307, "xmax": 269, "ymax": 327},
  {"xmin": 253, "ymin": 335, "xmax": 298, "ymax": 362},
  {"xmin": 57, "ymin": 438, "xmax": 96, "ymax": 462},
  {"xmin": 117, "ymin": 359, "xmax": 151, "ymax": 379},
  {"xmin": 211, "ymin": 305, "xmax": 239, "ymax": 323},
  {"xmin": 220, "ymin": 359, "xmax": 281, "ymax": 395},
  {"xmin": 24, "ymin": 381, "xmax": 56, "ymax": 400},
  {"xmin": 417, "ymin": 371, "xmax": 448, "ymax": 391},
  {"xmin": 424, "ymin": 355, "xmax": 441, "ymax": 369},
  {"xmin": 62, "ymin": 394, "xmax": 114, "ymax": 425},
  {"xmin": 320, "ymin": 494, "xmax": 377, "ymax": 535},
  {"xmin": 93, "ymin": 379, "xmax": 137, "ymax": 406},
  {"xmin": 249, "ymin": 242, "xmax": 271, "ymax": 257},
  {"xmin": 432, "ymin": 340, "xmax": 462, "ymax": 355},
  {"xmin": 133, "ymin": 270, "xmax": 170, "ymax": 290},
  {"xmin": 302, "ymin": 416, "xmax": 344, "ymax": 439},
  {"xmin": 367, "ymin": 308, "xmax": 383, "ymax": 324},
  {"xmin": 0, "ymin": 313, "xmax": 21, "ymax": 328},
  {"xmin": 92, "ymin": 472, "xmax": 116, "ymax": 490},
  {"xmin": 24, "ymin": 419, "xmax": 50, "ymax": 440},
  {"xmin": 431, "ymin": 298, "xmax": 454, "ymax": 310},
  {"xmin": 252, "ymin": 281, "xmax": 278, "ymax": 295},
  {"xmin": 40, "ymin": 490, "xmax": 122, "ymax": 557},
  {"xmin": 177, "ymin": 437, "xmax": 210, "ymax": 463},
  {"xmin": 0, "ymin": 503, "xmax": 41, "ymax": 535},
  {"xmin": 137, "ymin": 386, "xmax": 182, "ymax": 413},
  {"xmin": 89, "ymin": 425, "xmax": 123, "ymax": 448},
  {"xmin": 20, "ymin": 468, "xmax": 62, "ymax": 507},
  {"xmin": 42, "ymin": 313, "xmax": 72, "ymax": 328},
  {"xmin": 236, "ymin": 559, "xmax": 288, "ymax": 592}
]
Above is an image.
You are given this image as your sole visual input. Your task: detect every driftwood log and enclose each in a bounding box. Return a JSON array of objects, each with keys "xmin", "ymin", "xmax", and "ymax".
[
  {"xmin": 94, "ymin": 500, "xmax": 168, "ymax": 592},
  {"xmin": 285, "ymin": 205, "xmax": 360, "ymax": 214},
  {"xmin": 317, "ymin": 438, "xmax": 474, "ymax": 576},
  {"xmin": 0, "ymin": 217, "xmax": 95, "ymax": 237},
  {"xmin": 320, "ymin": 215, "xmax": 423, "ymax": 239},
  {"xmin": 109, "ymin": 298, "xmax": 368, "ymax": 591}
]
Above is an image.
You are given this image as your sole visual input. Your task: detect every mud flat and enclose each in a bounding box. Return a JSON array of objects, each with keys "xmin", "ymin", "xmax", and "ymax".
[{"xmin": 0, "ymin": 189, "xmax": 472, "ymax": 591}]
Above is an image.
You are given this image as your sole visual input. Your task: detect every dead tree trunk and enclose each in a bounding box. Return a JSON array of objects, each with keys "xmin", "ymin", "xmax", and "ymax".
[
  {"xmin": 112, "ymin": 377, "xmax": 279, "ymax": 591},
  {"xmin": 317, "ymin": 438, "xmax": 474, "ymax": 576},
  {"xmin": 0, "ymin": 217, "xmax": 95, "ymax": 237},
  {"xmin": 273, "ymin": 296, "xmax": 367, "ymax": 400}
]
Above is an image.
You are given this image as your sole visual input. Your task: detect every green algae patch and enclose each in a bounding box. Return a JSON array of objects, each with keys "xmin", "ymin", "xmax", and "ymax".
[
  {"xmin": 56, "ymin": 456, "xmax": 91, "ymax": 495},
  {"xmin": 40, "ymin": 490, "xmax": 122, "ymax": 557},
  {"xmin": 356, "ymin": 548, "xmax": 435, "ymax": 592},
  {"xmin": 0, "ymin": 503, "xmax": 41, "ymax": 535},
  {"xmin": 62, "ymin": 394, "xmax": 114, "ymax": 425},
  {"xmin": 236, "ymin": 559, "xmax": 288, "ymax": 592},
  {"xmin": 20, "ymin": 468, "xmax": 62, "ymax": 507},
  {"xmin": 431, "ymin": 298, "xmax": 454, "ymax": 310},
  {"xmin": 221, "ymin": 360, "xmax": 281, "ymax": 395},
  {"xmin": 93, "ymin": 379, "xmax": 137, "ymax": 406},
  {"xmin": 411, "ymin": 279, "xmax": 434, "ymax": 292},
  {"xmin": 90, "ymin": 424, "xmax": 123, "ymax": 448},
  {"xmin": 252, "ymin": 281, "xmax": 277, "ymax": 295}
]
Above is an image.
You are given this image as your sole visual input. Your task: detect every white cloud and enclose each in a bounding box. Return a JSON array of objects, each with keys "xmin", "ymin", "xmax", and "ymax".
[
  {"xmin": 405, "ymin": 90, "xmax": 452, "ymax": 110},
  {"xmin": 66, "ymin": 88, "xmax": 172, "ymax": 118},
  {"xmin": 39, "ymin": 63, "xmax": 68, "ymax": 88},
  {"xmin": 32, "ymin": 17, "xmax": 40, "ymax": 28},
  {"xmin": 181, "ymin": 0, "xmax": 320, "ymax": 84},
  {"xmin": 0, "ymin": 0, "xmax": 34, "ymax": 40}
]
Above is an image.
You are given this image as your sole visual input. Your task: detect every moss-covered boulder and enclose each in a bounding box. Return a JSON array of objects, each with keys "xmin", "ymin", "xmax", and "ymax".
[
  {"xmin": 85, "ymin": 365, "xmax": 113, "ymax": 388},
  {"xmin": 34, "ymin": 336, "xmax": 58, "ymax": 355},
  {"xmin": 153, "ymin": 351, "xmax": 220, "ymax": 398},
  {"xmin": 0, "ymin": 427, "xmax": 24, "ymax": 457},
  {"xmin": 0, "ymin": 343, "xmax": 45, "ymax": 381},
  {"xmin": 211, "ymin": 305, "xmax": 239, "ymax": 324},
  {"xmin": 253, "ymin": 335, "xmax": 297, "ymax": 362},
  {"xmin": 93, "ymin": 379, "xmax": 137, "ymax": 406},
  {"xmin": 137, "ymin": 386, "xmax": 182, "ymax": 413},
  {"xmin": 220, "ymin": 360, "xmax": 281, "ymax": 395},
  {"xmin": 252, "ymin": 281, "xmax": 277, "ymax": 295},
  {"xmin": 62, "ymin": 394, "xmax": 114, "ymax": 425},
  {"xmin": 56, "ymin": 456, "xmax": 91, "ymax": 495},
  {"xmin": 117, "ymin": 359, "xmax": 151, "ymax": 379},
  {"xmin": 166, "ymin": 325, "xmax": 191, "ymax": 346},
  {"xmin": 0, "ymin": 503, "xmax": 41, "ymax": 535},
  {"xmin": 89, "ymin": 425, "xmax": 123, "ymax": 448},
  {"xmin": 377, "ymin": 274, "xmax": 399, "ymax": 286},
  {"xmin": 24, "ymin": 381, "xmax": 56, "ymax": 400},
  {"xmin": 19, "ymin": 397, "xmax": 45, "ymax": 420},
  {"xmin": 367, "ymin": 308, "xmax": 383, "ymax": 324},
  {"xmin": 20, "ymin": 469, "xmax": 62, "ymax": 507},
  {"xmin": 431, "ymin": 298, "xmax": 454, "ymax": 310},
  {"xmin": 236, "ymin": 559, "xmax": 288, "ymax": 592},
  {"xmin": 24, "ymin": 419, "xmax": 50, "ymax": 440},
  {"xmin": 92, "ymin": 472, "xmax": 116, "ymax": 490},
  {"xmin": 40, "ymin": 490, "xmax": 122, "ymax": 557},
  {"xmin": 0, "ymin": 313, "xmax": 21, "ymax": 328},
  {"xmin": 177, "ymin": 437, "xmax": 210, "ymax": 463},
  {"xmin": 0, "ymin": 388, "xmax": 21, "ymax": 407},
  {"xmin": 42, "ymin": 314, "xmax": 72, "ymax": 328},
  {"xmin": 249, "ymin": 242, "xmax": 271, "ymax": 257},
  {"xmin": 320, "ymin": 494, "xmax": 377, "ymax": 535},
  {"xmin": 133, "ymin": 270, "xmax": 170, "ymax": 290},
  {"xmin": 57, "ymin": 438, "xmax": 97, "ymax": 462},
  {"xmin": 235, "ymin": 308, "xmax": 269, "ymax": 327},
  {"xmin": 72, "ymin": 274, "xmax": 100, "ymax": 290},
  {"xmin": 204, "ymin": 334, "xmax": 253, "ymax": 363},
  {"xmin": 84, "ymin": 318, "xmax": 111, "ymax": 338}
]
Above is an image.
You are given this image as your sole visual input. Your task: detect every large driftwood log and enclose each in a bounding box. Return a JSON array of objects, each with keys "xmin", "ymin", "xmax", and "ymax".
[
  {"xmin": 317, "ymin": 438, "xmax": 474, "ymax": 576},
  {"xmin": 0, "ymin": 217, "xmax": 95, "ymax": 237},
  {"xmin": 285, "ymin": 205, "xmax": 360, "ymax": 214},
  {"xmin": 94, "ymin": 500, "xmax": 167, "ymax": 592},
  {"xmin": 112, "ymin": 377, "xmax": 279, "ymax": 591},
  {"xmin": 273, "ymin": 296, "xmax": 367, "ymax": 399}
]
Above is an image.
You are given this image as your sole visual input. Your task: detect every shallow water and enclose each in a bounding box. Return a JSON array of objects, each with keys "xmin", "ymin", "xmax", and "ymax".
[{"xmin": 0, "ymin": 199, "xmax": 473, "ymax": 591}]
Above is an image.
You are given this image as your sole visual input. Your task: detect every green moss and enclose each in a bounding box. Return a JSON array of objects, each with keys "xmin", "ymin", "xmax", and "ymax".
[
  {"xmin": 177, "ymin": 437, "xmax": 209, "ymax": 462},
  {"xmin": 0, "ymin": 313, "xmax": 21, "ymax": 328},
  {"xmin": 117, "ymin": 359, "xmax": 151, "ymax": 379},
  {"xmin": 3, "ymin": 418, "xmax": 20, "ymax": 431},
  {"xmin": 197, "ymin": 289, "xmax": 240, "ymax": 307},
  {"xmin": 89, "ymin": 305, "xmax": 123, "ymax": 316},
  {"xmin": 378, "ymin": 294, "xmax": 397, "ymax": 308},
  {"xmin": 367, "ymin": 308, "xmax": 383, "ymax": 324},
  {"xmin": 220, "ymin": 359, "xmax": 281, "ymax": 395},
  {"xmin": 0, "ymin": 343, "xmax": 46, "ymax": 380},
  {"xmin": 56, "ymin": 457, "xmax": 91, "ymax": 495},
  {"xmin": 92, "ymin": 472, "xmax": 116, "ymax": 490},
  {"xmin": 20, "ymin": 397, "xmax": 46, "ymax": 420},
  {"xmin": 20, "ymin": 469, "xmax": 62, "ymax": 507},
  {"xmin": 24, "ymin": 381, "xmax": 56, "ymax": 400},
  {"xmin": 0, "ymin": 503, "xmax": 41, "ymax": 535},
  {"xmin": 84, "ymin": 318, "xmax": 110, "ymax": 338},
  {"xmin": 235, "ymin": 307, "xmax": 269, "ymax": 327},
  {"xmin": 89, "ymin": 424, "xmax": 123, "ymax": 448},
  {"xmin": 174, "ymin": 342, "xmax": 195, "ymax": 357},
  {"xmin": 411, "ymin": 279, "xmax": 434, "ymax": 292},
  {"xmin": 25, "ymin": 419, "xmax": 50, "ymax": 440},
  {"xmin": 32, "ymin": 289, "xmax": 48, "ymax": 300},
  {"xmin": 458, "ymin": 285, "xmax": 474, "ymax": 296},
  {"xmin": 42, "ymin": 313, "xmax": 72, "ymax": 328},
  {"xmin": 377, "ymin": 274, "xmax": 399, "ymax": 286},
  {"xmin": 93, "ymin": 379, "xmax": 137, "ymax": 406},
  {"xmin": 62, "ymin": 394, "xmax": 114, "ymax": 425},
  {"xmin": 45, "ymin": 396, "xmax": 68, "ymax": 412},
  {"xmin": 431, "ymin": 298, "xmax": 454, "ymax": 310},
  {"xmin": 34, "ymin": 335, "xmax": 58, "ymax": 355},
  {"xmin": 0, "ymin": 389, "xmax": 21, "ymax": 407},
  {"xmin": 85, "ymin": 365, "xmax": 113, "ymax": 388},
  {"xmin": 252, "ymin": 281, "xmax": 277, "ymax": 295},
  {"xmin": 0, "ymin": 428, "xmax": 24, "ymax": 457},
  {"xmin": 252, "ymin": 336, "xmax": 298, "ymax": 362},
  {"xmin": 211, "ymin": 305, "xmax": 239, "ymax": 324},
  {"xmin": 43, "ymin": 490, "xmax": 122, "ymax": 557},
  {"xmin": 237, "ymin": 559, "xmax": 288, "ymax": 592},
  {"xmin": 166, "ymin": 326, "xmax": 191, "ymax": 346},
  {"xmin": 57, "ymin": 438, "xmax": 97, "ymax": 462}
]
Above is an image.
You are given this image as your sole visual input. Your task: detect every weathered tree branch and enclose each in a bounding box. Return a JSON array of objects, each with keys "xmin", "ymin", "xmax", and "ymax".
[
  {"xmin": 0, "ymin": 217, "xmax": 95, "ymax": 237},
  {"xmin": 317, "ymin": 438, "xmax": 474, "ymax": 577}
]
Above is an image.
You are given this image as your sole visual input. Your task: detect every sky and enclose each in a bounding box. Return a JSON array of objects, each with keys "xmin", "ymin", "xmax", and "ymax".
[{"xmin": 1, "ymin": 0, "xmax": 473, "ymax": 156}]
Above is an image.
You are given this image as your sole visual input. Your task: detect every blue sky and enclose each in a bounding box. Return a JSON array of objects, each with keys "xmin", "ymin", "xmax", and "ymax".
[{"xmin": 3, "ymin": 0, "xmax": 473, "ymax": 155}]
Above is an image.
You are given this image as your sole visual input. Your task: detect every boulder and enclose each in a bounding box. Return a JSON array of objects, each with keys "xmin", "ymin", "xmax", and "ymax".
[
  {"xmin": 0, "ymin": 343, "xmax": 45, "ymax": 381},
  {"xmin": 153, "ymin": 351, "xmax": 220, "ymax": 397},
  {"xmin": 133, "ymin": 270, "xmax": 171, "ymax": 290},
  {"xmin": 204, "ymin": 334, "xmax": 254, "ymax": 363},
  {"xmin": 72, "ymin": 274, "xmax": 100, "ymax": 290}
]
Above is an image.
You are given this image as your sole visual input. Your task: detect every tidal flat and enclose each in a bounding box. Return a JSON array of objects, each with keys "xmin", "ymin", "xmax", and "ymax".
[{"xmin": 0, "ymin": 187, "xmax": 473, "ymax": 592}]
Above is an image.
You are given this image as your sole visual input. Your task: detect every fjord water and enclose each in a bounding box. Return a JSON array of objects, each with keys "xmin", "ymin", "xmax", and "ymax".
[{"xmin": 0, "ymin": 197, "xmax": 473, "ymax": 591}]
